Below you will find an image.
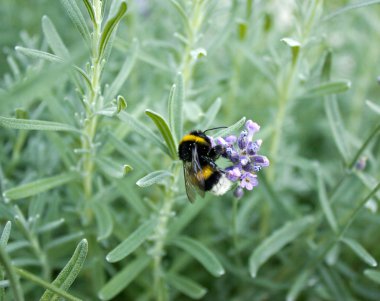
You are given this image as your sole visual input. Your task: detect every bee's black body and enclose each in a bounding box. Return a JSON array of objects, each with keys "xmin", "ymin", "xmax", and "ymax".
[{"xmin": 178, "ymin": 130, "xmax": 229, "ymax": 202}]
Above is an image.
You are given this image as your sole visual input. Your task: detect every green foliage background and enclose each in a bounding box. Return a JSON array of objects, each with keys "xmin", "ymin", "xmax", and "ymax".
[{"xmin": 0, "ymin": 0, "xmax": 380, "ymax": 300}]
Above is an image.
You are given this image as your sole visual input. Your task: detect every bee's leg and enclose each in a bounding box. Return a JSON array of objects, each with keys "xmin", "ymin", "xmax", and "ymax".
[{"xmin": 200, "ymin": 156, "xmax": 219, "ymax": 170}]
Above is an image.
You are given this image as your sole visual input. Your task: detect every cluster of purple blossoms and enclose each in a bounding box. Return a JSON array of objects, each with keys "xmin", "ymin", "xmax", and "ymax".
[{"xmin": 212, "ymin": 120, "xmax": 269, "ymax": 199}]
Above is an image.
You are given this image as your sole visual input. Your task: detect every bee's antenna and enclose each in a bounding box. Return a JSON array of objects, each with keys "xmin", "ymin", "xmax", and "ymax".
[{"xmin": 203, "ymin": 126, "xmax": 227, "ymax": 134}]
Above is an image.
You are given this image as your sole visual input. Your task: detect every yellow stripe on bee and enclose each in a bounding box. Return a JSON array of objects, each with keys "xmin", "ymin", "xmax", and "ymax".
[
  {"xmin": 197, "ymin": 165, "xmax": 213, "ymax": 180},
  {"xmin": 180, "ymin": 134, "xmax": 209, "ymax": 145}
]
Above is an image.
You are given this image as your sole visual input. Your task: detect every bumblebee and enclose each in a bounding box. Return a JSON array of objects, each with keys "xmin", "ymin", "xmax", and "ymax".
[{"xmin": 178, "ymin": 130, "xmax": 232, "ymax": 203}]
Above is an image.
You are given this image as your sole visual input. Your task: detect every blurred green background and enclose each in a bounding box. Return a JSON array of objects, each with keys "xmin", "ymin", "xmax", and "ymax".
[{"xmin": 0, "ymin": 0, "xmax": 380, "ymax": 300}]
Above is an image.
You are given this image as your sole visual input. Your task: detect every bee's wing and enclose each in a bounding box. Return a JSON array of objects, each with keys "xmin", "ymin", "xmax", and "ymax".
[{"xmin": 183, "ymin": 144, "xmax": 205, "ymax": 203}]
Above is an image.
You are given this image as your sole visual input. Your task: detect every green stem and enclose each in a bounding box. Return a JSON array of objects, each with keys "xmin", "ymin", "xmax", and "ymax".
[
  {"xmin": 152, "ymin": 165, "xmax": 180, "ymax": 301},
  {"xmin": 0, "ymin": 247, "xmax": 24, "ymax": 301},
  {"xmin": 347, "ymin": 123, "xmax": 380, "ymax": 170},
  {"xmin": 82, "ymin": 0, "xmax": 103, "ymax": 201}
]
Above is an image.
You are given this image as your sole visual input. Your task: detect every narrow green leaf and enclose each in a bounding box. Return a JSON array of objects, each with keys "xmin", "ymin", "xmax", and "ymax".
[
  {"xmin": 169, "ymin": 0, "xmax": 191, "ymax": 33},
  {"xmin": 15, "ymin": 269, "xmax": 81, "ymax": 301},
  {"xmin": 107, "ymin": 133, "xmax": 152, "ymax": 173},
  {"xmin": 136, "ymin": 170, "xmax": 173, "ymax": 187},
  {"xmin": 37, "ymin": 219, "xmax": 65, "ymax": 234},
  {"xmin": 199, "ymin": 97, "xmax": 222, "ymax": 130},
  {"xmin": 15, "ymin": 47, "xmax": 91, "ymax": 88},
  {"xmin": 98, "ymin": 255, "xmax": 150, "ymax": 301},
  {"xmin": 213, "ymin": 117, "xmax": 246, "ymax": 137},
  {"xmin": 341, "ymin": 238, "xmax": 377, "ymax": 267},
  {"xmin": 286, "ymin": 269, "xmax": 311, "ymax": 301},
  {"xmin": 106, "ymin": 219, "xmax": 155, "ymax": 262},
  {"xmin": 0, "ymin": 222, "xmax": 11, "ymax": 247},
  {"xmin": 303, "ymin": 80, "xmax": 351, "ymax": 98},
  {"xmin": 40, "ymin": 239, "xmax": 88, "ymax": 301},
  {"xmin": 249, "ymin": 216, "xmax": 313, "ymax": 278},
  {"xmin": 118, "ymin": 111, "xmax": 169, "ymax": 156},
  {"xmin": 166, "ymin": 273, "xmax": 207, "ymax": 299},
  {"xmin": 3, "ymin": 172, "xmax": 79, "ymax": 201},
  {"xmin": 104, "ymin": 40, "xmax": 138, "ymax": 102},
  {"xmin": 42, "ymin": 15, "xmax": 70, "ymax": 59},
  {"xmin": 98, "ymin": 1, "xmax": 127, "ymax": 59},
  {"xmin": 324, "ymin": 96, "xmax": 350, "ymax": 162},
  {"xmin": 171, "ymin": 236, "xmax": 225, "ymax": 277},
  {"xmin": 316, "ymin": 166, "xmax": 338, "ymax": 233},
  {"xmin": 168, "ymin": 73, "xmax": 184, "ymax": 143},
  {"xmin": 59, "ymin": 0, "xmax": 91, "ymax": 44},
  {"xmin": 96, "ymin": 157, "xmax": 128, "ymax": 178},
  {"xmin": 0, "ymin": 247, "xmax": 24, "ymax": 301},
  {"xmin": 366, "ymin": 100, "xmax": 380, "ymax": 115},
  {"xmin": 145, "ymin": 109, "xmax": 177, "ymax": 159},
  {"xmin": 82, "ymin": 0, "xmax": 96, "ymax": 25},
  {"xmin": 92, "ymin": 202, "xmax": 113, "ymax": 241},
  {"xmin": 324, "ymin": 0, "xmax": 380, "ymax": 21},
  {"xmin": 364, "ymin": 269, "xmax": 380, "ymax": 284},
  {"xmin": 15, "ymin": 47, "xmax": 62, "ymax": 63},
  {"xmin": 45, "ymin": 232, "xmax": 84, "ymax": 251},
  {"xmin": 116, "ymin": 181, "xmax": 149, "ymax": 216},
  {"xmin": 0, "ymin": 116, "xmax": 79, "ymax": 133}
]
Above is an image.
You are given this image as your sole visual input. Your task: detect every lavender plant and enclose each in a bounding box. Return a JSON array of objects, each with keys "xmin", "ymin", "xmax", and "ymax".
[{"xmin": 0, "ymin": 0, "xmax": 380, "ymax": 301}]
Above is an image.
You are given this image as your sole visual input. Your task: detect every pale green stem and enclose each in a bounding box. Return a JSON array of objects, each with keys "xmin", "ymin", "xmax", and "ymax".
[
  {"xmin": 152, "ymin": 165, "xmax": 180, "ymax": 301},
  {"xmin": 82, "ymin": 0, "xmax": 103, "ymax": 201}
]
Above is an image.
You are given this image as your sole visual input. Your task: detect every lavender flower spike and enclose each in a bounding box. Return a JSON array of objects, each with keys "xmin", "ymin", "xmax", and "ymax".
[{"xmin": 212, "ymin": 119, "xmax": 269, "ymax": 199}]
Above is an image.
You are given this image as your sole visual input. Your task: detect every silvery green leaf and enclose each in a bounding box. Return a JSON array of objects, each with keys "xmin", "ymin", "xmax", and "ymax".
[
  {"xmin": 316, "ymin": 166, "xmax": 338, "ymax": 233},
  {"xmin": 3, "ymin": 172, "xmax": 79, "ymax": 201},
  {"xmin": 170, "ymin": 236, "xmax": 225, "ymax": 277},
  {"xmin": 82, "ymin": 0, "xmax": 96, "ymax": 26},
  {"xmin": 0, "ymin": 116, "xmax": 80, "ymax": 133},
  {"xmin": 91, "ymin": 202, "xmax": 113, "ymax": 241},
  {"xmin": 96, "ymin": 157, "xmax": 129, "ymax": 178},
  {"xmin": 45, "ymin": 232, "xmax": 84, "ymax": 251},
  {"xmin": 15, "ymin": 47, "xmax": 62, "ymax": 63},
  {"xmin": 60, "ymin": 0, "xmax": 91, "ymax": 44},
  {"xmin": 199, "ymin": 97, "xmax": 221, "ymax": 130},
  {"xmin": 15, "ymin": 269, "xmax": 81, "ymax": 301},
  {"xmin": 364, "ymin": 269, "xmax": 380, "ymax": 284},
  {"xmin": 42, "ymin": 15, "xmax": 70, "ymax": 59},
  {"xmin": 249, "ymin": 216, "xmax": 313, "ymax": 277},
  {"xmin": 213, "ymin": 117, "xmax": 246, "ymax": 137},
  {"xmin": 108, "ymin": 133, "xmax": 152, "ymax": 173},
  {"xmin": 98, "ymin": 255, "xmax": 150, "ymax": 301},
  {"xmin": 118, "ymin": 111, "xmax": 170, "ymax": 156},
  {"xmin": 37, "ymin": 219, "xmax": 65, "ymax": 234},
  {"xmin": 0, "ymin": 222, "xmax": 11, "ymax": 247},
  {"xmin": 366, "ymin": 100, "xmax": 380, "ymax": 115},
  {"xmin": 168, "ymin": 72, "xmax": 184, "ymax": 143},
  {"xmin": 341, "ymin": 238, "xmax": 377, "ymax": 267},
  {"xmin": 98, "ymin": 1, "xmax": 127, "ymax": 60},
  {"xmin": 106, "ymin": 219, "xmax": 156, "ymax": 262},
  {"xmin": 40, "ymin": 239, "xmax": 87, "ymax": 301},
  {"xmin": 286, "ymin": 269, "xmax": 311, "ymax": 301},
  {"xmin": 303, "ymin": 80, "xmax": 351, "ymax": 98},
  {"xmin": 104, "ymin": 40, "xmax": 138, "ymax": 102},
  {"xmin": 166, "ymin": 273, "xmax": 207, "ymax": 299},
  {"xmin": 0, "ymin": 247, "xmax": 24, "ymax": 301},
  {"xmin": 145, "ymin": 109, "xmax": 177, "ymax": 159},
  {"xmin": 324, "ymin": 0, "xmax": 380, "ymax": 21},
  {"xmin": 136, "ymin": 170, "xmax": 173, "ymax": 187}
]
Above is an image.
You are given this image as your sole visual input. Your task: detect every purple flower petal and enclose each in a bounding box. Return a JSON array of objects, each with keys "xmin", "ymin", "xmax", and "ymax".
[
  {"xmin": 225, "ymin": 166, "xmax": 241, "ymax": 182},
  {"xmin": 208, "ymin": 135, "xmax": 216, "ymax": 148},
  {"xmin": 246, "ymin": 120, "xmax": 260, "ymax": 139},
  {"xmin": 240, "ymin": 172, "xmax": 258, "ymax": 190},
  {"xmin": 247, "ymin": 139, "xmax": 262, "ymax": 155},
  {"xmin": 252, "ymin": 155, "xmax": 270, "ymax": 167},
  {"xmin": 226, "ymin": 147, "xmax": 240, "ymax": 163},
  {"xmin": 237, "ymin": 130, "xmax": 248, "ymax": 150},
  {"xmin": 225, "ymin": 135, "xmax": 237, "ymax": 146}
]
